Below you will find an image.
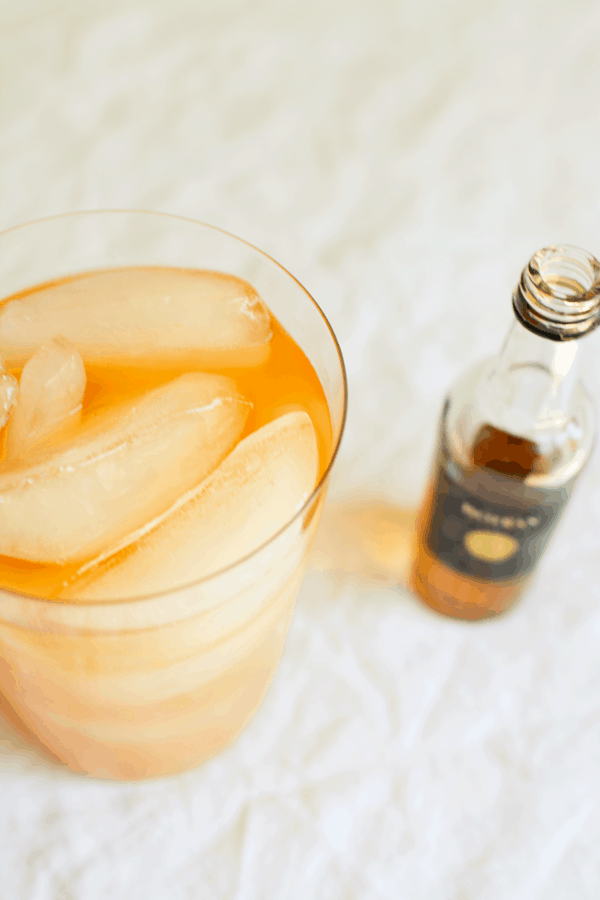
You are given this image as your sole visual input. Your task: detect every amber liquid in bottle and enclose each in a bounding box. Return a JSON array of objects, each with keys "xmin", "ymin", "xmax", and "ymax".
[{"xmin": 412, "ymin": 421, "xmax": 575, "ymax": 620}]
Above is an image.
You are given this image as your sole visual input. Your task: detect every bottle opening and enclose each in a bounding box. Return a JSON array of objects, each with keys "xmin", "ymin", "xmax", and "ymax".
[
  {"xmin": 513, "ymin": 244, "xmax": 600, "ymax": 340},
  {"xmin": 536, "ymin": 246, "xmax": 598, "ymax": 299}
]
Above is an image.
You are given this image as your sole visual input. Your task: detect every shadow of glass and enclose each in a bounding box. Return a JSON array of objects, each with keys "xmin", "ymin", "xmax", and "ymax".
[{"xmin": 310, "ymin": 497, "xmax": 418, "ymax": 587}]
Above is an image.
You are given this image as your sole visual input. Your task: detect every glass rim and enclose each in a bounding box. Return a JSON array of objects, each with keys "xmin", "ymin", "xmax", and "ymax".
[{"xmin": 0, "ymin": 209, "xmax": 348, "ymax": 608}]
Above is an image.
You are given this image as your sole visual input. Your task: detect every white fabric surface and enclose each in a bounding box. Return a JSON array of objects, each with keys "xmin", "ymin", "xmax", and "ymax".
[{"xmin": 2, "ymin": 1, "xmax": 600, "ymax": 897}]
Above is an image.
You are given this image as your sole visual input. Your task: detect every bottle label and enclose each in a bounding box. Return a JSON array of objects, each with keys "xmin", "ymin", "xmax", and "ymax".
[{"xmin": 426, "ymin": 465, "xmax": 564, "ymax": 581}]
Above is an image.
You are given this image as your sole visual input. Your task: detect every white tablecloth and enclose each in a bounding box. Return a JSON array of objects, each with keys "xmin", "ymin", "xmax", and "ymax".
[{"xmin": 2, "ymin": 1, "xmax": 600, "ymax": 897}]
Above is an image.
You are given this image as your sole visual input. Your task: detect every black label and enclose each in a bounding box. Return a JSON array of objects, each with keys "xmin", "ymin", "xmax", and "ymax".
[{"xmin": 427, "ymin": 465, "xmax": 565, "ymax": 581}]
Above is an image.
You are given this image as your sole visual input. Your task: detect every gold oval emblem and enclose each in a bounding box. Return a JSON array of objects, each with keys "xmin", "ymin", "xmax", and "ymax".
[{"xmin": 463, "ymin": 530, "xmax": 519, "ymax": 562}]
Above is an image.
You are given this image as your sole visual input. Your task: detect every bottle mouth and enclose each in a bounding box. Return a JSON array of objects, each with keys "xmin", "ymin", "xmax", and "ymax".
[{"xmin": 513, "ymin": 245, "xmax": 600, "ymax": 341}]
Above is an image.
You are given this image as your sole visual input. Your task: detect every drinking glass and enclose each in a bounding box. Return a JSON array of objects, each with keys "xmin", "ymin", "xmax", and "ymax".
[{"xmin": 0, "ymin": 211, "xmax": 347, "ymax": 780}]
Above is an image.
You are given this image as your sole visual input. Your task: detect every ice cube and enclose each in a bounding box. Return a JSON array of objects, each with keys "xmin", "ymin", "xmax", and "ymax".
[
  {"xmin": 0, "ymin": 373, "xmax": 250, "ymax": 564},
  {"xmin": 0, "ymin": 360, "xmax": 17, "ymax": 430},
  {"xmin": 0, "ymin": 268, "xmax": 272, "ymax": 370},
  {"xmin": 61, "ymin": 411, "xmax": 319, "ymax": 600},
  {"xmin": 4, "ymin": 336, "xmax": 86, "ymax": 462}
]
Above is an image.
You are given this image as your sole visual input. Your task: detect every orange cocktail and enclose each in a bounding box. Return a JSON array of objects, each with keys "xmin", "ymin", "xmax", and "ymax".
[{"xmin": 0, "ymin": 213, "xmax": 346, "ymax": 780}]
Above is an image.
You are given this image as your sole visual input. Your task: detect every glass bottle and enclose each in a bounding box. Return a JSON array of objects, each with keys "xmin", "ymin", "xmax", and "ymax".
[{"xmin": 412, "ymin": 245, "xmax": 600, "ymax": 620}]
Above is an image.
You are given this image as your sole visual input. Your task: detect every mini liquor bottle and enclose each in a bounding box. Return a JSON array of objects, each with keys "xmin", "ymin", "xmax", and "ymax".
[{"xmin": 412, "ymin": 245, "xmax": 600, "ymax": 620}]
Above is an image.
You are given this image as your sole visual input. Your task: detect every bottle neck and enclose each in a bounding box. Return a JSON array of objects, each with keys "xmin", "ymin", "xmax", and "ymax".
[{"xmin": 483, "ymin": 318, "xmax": 581, "ymax": 445}]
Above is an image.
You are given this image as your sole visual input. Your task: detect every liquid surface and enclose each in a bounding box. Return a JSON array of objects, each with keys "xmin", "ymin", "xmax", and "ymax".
[
  {"xmin": 0, "ymin": 267, "xmax": 332, "ymax": 601},
  {"xmin": 471, "ymin": 423, "xmax": 542, "ymax": 477}
]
